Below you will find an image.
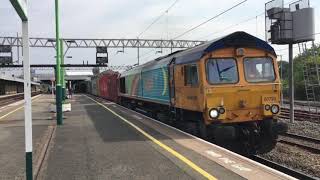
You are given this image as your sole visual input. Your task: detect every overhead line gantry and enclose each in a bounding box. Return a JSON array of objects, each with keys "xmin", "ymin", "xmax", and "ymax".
[{"xmin": 0, "ymin": 36, "xmax": 204, "ymax": 49}]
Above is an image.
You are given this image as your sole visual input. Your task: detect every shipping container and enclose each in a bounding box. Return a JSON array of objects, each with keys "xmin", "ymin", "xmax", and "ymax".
[{"xmin": 98, "ymin": 70, "xmax": 119, "ymax": 102}]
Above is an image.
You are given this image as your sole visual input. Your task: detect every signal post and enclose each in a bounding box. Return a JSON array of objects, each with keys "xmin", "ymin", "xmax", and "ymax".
[{"xmin": 265, "ymin": 0, "xmax": 315, "ymax": 123}]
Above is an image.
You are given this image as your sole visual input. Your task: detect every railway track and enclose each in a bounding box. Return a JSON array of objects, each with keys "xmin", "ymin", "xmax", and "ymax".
[
  {"xmin": 282, "ymin": 132, "xmax": 320, "ymax": 144},
  {"xmin": 0, "ymin": 92, "xmax": 41, "ymax": 107},
  {"xmin": 251, "ymin": 155, "xmax": 317, "ymax": 180},
  {"xmin": 283, "ymin": 100, "xmax": 320, "ymax": 108},
  {"xmin": 278, "ymin": 139, "xmax": 320, "ymax": 154},
  {"xmin": 0, "ymin": 94, "xmax": 24, "ymax": 107},
  {"xmin": 279, "ymin": 107, "xmax": 320, "ymax": 123},
  {"xmin": 279, "ymin": 133, "xmax": 320, "ymax": 154}
]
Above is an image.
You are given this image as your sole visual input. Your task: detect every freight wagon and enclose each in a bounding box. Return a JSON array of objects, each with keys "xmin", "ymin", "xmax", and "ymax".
[{"xmin": 98, "ymin": 70, "xmax": 120, "ymax": 102}]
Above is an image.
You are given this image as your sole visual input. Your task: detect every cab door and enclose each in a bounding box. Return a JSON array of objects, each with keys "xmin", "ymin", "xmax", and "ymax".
[
  {"xmin": 168, "ymin": 59, "xmax": 175, "ymax": 106},
  {"xmin": 174, "ymin": 63, "xmax": 202, "ymax": 111}
]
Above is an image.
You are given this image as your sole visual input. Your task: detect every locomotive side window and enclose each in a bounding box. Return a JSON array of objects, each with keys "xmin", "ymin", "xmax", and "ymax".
[
  {"xmin": 184, "ymin": 65, "xmax": 198, "ymax": 86},
  {"xmin": 206, "ymin": 58, "xmax": 238, "ymax": 84},
  {"xmin": 244, "ymin": 57, "xmax": 275, "ymax": 82}
]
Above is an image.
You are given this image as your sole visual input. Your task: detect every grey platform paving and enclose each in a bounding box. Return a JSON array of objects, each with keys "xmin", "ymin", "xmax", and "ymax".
[
  {"xmin": 1, "ymin": 94, "xmax": 290, "ymax": 180},
  {"xmin": 38, "ymin": 95, "xmax": 243, "ymax": 180},
  {"xmin": 0, "ymin": 95, "xmax": 54, "ymax": 180}
]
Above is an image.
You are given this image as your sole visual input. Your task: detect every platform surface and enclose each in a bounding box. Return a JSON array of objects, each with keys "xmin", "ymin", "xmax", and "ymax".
[
  {"xmin": 0, "ymin": 94, "xmax": 53, "ymax": 180},
  {"xmin": 0, "ymin": 94, "xmax": 295, "ymax": 180}
]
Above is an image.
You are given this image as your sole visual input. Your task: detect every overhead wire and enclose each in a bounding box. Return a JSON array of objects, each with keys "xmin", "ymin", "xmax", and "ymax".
[
  {"xmin": 135, "ymin": 0, "xmax": 309, "ymax": 63},
  {"xmin": 196, "ymin": 0, "xmax": 300, "ymax": 41},
  {"xmin": 135, "ymin": 0, "xmax": 179, "ymax": 64},
  {"xmin": 140, "ymin": 49, "xmax": 156, "ymax": 58},
  {"xmin": 137, "ymin": 0, "xmax": 179, "ymax": 38},
  {"xmin": 197, "ymin": 13, "xmax": 264, "ymax": 40},
  {"xmin": 124, "ymin": 48, "xmax": 155, "ymax": 65},
  {"xmin": 140, "ymin": 51, "xmax": 159, "ymax": 62},
  {"xmin": 172, "ymin": 0, "xmax": 247, "ymax": 40}
]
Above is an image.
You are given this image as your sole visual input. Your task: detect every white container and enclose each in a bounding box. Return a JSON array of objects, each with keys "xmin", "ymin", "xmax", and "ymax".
[{"xmin": 50, "ymin": 103, "xmax": 71, "ymax": 112}]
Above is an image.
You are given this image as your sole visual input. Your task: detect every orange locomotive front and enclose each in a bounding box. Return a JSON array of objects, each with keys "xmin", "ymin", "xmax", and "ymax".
[{"xmin": 119, "ymin": 31, "xmax": 287, "ymax": 154}]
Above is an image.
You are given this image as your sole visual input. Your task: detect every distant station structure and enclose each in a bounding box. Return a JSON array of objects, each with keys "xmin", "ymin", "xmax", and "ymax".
[
  {"xmin": 0, "ymin": 45, "xmax": 13, "ymax": 64},
  {"xmin": 265, "ymin": 0, "xmax": 315, "ymax": 123},
  {"xmin": 0, "ymin": 73, "xmax": 39, "ymax": 95},
  {"xmin": 35, "ymin": 70, "xmax": 93, "ymax": 82}
]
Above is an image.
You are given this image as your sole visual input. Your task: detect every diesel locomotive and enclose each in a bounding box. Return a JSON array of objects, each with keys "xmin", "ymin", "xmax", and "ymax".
[{"xmin": 95, "ymin": 31, "xmax": 287, "ymax": 154}]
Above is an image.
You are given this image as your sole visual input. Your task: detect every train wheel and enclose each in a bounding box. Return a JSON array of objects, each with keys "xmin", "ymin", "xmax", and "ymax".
[
  {"xmin": 149, "ymin": 111, "xmax": 157, "ymax": 119},
  {"xmin": 157, "ymin": 113, "xmax": 170, "ymax": 123},
  {"xmin": 127, "ymin": 103, "xmax": 134, "ymax": 110},
  {"xmin": 198, "ymin": 120, "xmax": 208, "ymax": 139},
  {"xmin": 257, "ymin": 119, "xmax": 277, "ymax": 154}
]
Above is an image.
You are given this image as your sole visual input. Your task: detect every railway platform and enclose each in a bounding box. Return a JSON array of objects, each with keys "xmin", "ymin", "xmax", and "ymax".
[{"xmin": 0, "ymin": 94, "xmax": 296, "ymax": 180}]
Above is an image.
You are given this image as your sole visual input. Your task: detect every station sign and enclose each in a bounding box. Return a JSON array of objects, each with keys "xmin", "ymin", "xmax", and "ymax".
[
  {"xmin": 0, "ymin": 45, "xmax": 12, "ymax": 52},
  {"xmin": 0, "ymin": 56, "xmax": 13, "ymax": 64},
  {"xmin": 9, "ymin": 0, "xmax": 28, "ymax": 21},
  {"xmin": 96, "ymin": 57, "xmax": 108, "ymax": 64},
  {"xmin": 96, "ymin": 47, "xmax": 108, "ymax": 53}
]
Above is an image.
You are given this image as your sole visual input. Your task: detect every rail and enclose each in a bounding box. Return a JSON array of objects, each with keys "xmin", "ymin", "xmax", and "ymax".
[
  {"xmin": 278, "ymin": 139, "xmax": 320, "ymax": 154},
  {"xmin": 279, "ymin": 107, "xmax": 320, "ymax": 123},
  {"xmin": 251, "ymin": 155, "xmax": 317, "ymax": 180},
  {"xmin": 0, "ymin": 91, "xmax": 41, "ymax": 107}
]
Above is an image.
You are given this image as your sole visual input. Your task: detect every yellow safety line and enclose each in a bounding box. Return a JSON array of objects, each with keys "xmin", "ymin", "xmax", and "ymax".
[
  {"xmin": 0, "ymin": 95, "xmax": 42, "ymax": 121},
  {"xmin": 86, "ymin": 95, "xmax": 217, "ymax": 180}
]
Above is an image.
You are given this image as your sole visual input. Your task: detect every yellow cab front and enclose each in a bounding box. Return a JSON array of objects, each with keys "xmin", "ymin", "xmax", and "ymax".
[{"xmin": 202, "ymin": 47, "xmax": 281, "ymax": 124}]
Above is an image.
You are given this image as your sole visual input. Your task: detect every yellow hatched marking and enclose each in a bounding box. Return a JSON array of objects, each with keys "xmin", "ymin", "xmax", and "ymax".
[{"xmin": 87, "ymin": 95, "xmax": 217, "ymax": 180}]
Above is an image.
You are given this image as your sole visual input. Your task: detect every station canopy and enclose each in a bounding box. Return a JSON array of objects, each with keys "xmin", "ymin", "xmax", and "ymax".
[{"xmin": 36, "ymin": 71, "xmax": 93, "ymax": 81}]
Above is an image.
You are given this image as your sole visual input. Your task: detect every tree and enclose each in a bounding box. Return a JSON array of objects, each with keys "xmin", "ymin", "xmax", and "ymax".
[{"xmin": 278, "ymin": 44, "xmax": 320, "ymax": 100}]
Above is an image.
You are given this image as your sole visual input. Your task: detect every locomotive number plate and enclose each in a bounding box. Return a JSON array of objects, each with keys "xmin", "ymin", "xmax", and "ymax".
[{"xmin": 262, "ymin": 95, "xmax": 276, "ymax": 103}]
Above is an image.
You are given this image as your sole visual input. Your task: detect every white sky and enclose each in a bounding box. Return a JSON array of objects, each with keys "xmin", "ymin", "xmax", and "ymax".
[{"xmin": 0, "ymin": 0, "xmax": 320, "ymax": 71}]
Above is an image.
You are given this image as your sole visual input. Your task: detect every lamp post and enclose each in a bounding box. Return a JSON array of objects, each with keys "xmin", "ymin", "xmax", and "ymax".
[
  {"xmin": 60, "ymin": 39, "xmax": 66, "ymax": 101},
  {"xmin": 53, "ymin": 52, "xmax": 71, "ymax": 102},
  {"xmin": 288, "ymin": 43, "xmax": 294, "ymax": 123},
  {"xmin": 61, "ymin": 48, "xmax": 72, "ymax": 101},
  {"xmin": 55, "ymin": 0, "xmax": 63, "ymax": 125}
]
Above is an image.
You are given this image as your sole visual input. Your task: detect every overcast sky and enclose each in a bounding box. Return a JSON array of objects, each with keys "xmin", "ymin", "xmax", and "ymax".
[{"xmin": 0, "ymin": 0, "xmax": 319, "ymax": 73}]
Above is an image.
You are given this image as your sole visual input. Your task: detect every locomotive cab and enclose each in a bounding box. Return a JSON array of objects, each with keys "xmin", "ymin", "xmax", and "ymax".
[
  {"xmin": 171, "ymin": 33, "xmax": 287, "ymax": 154},
  {"xmin": 203, "ymin": 47, "xmax": 281, "ymax": 124}
]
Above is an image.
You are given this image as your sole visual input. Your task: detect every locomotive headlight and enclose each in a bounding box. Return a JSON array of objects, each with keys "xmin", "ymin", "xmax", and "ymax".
[
  {"xmin": 209, "ymin": 109, "xmax": 219, "ymax": 119},
  {"xmin": 218, "ymin": 107, "xmax": 225, "ymax": 114},
  {"xmin": 271, "ymin": 104, "xmax": 280, "ymax": 114},
  {"xmin": 265, "ymin": 104, "xmax": 271, "ymax": 111}
]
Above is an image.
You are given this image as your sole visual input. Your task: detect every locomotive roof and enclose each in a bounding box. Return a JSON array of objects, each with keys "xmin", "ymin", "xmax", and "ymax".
[{"xmin": 121, "ymin": 31, "xmax": 276, "ymax": 77}]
